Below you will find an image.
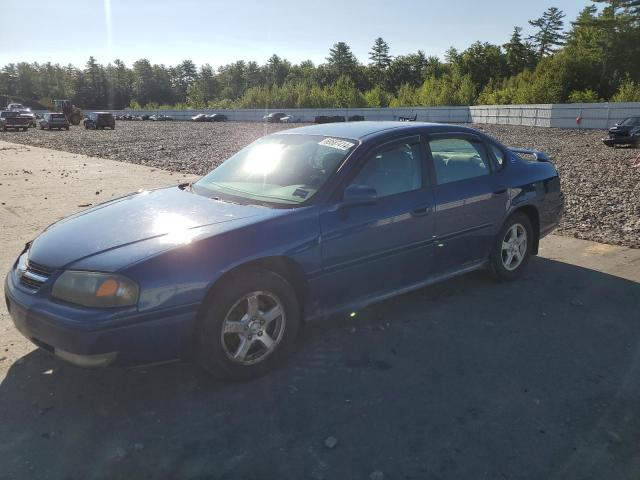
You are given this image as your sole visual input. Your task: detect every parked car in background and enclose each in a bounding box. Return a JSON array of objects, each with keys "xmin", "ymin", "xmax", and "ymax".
[
  {"xmin": 315, "ymin": 115, "xmax": 346, "ymax": 124},
  {"xmin": 39, "ymin": 112, "xmax": 70, "ymax": 130},
  {"xmin": 5, "ymin": 122, "xmax": 563, "ymax": 380},
  {"xmin": 192, "ymin": 114, "xmax": 208, "ymax": 122},
  {"xmin": 7, "ymin": 103, "xmax": 26, "ymax": 112},
  {"xmin": 17, "ymin": 110, "xmax": 37, "ymax": 127},
  {"xmin": 263, "ymin": 112, "xmax": 289, "ymax": 123},
  {"xmin": 84, "ymin": 112, "xmax": 116, "ymax": 130},
  {"xmin": 150, "ymin": 114, "xmax": 174, "ymax": 121},
  {"xmin": 602, "ymin": 116, "xmax": 640, "ymax": 148},
  {"xmin": 1, "ymin": 111, "xmax": 30, "ymax": 131},
  {"xmin": 207, "ymin": 113, "xmax": 228, "ymax": 122}
]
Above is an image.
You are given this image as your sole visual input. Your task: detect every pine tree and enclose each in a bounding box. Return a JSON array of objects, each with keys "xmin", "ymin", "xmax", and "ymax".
[
  {"xmin": 368, "ymin": 37, "xmax": 391, "ymax": 70},
  {"xmin": 504, "ymin": 27, "xmax": 537, "ymax": 75},
  {"xmin": 528, "ymin": 7, "xmax": 567, "ymax": 57},
  {"xmin": 326, "ymin": 42, "xmax": 358, "ymax": 77},
  {"xmin": 593, "ymin": 0, "xmax": 640, "ymax": 18}
]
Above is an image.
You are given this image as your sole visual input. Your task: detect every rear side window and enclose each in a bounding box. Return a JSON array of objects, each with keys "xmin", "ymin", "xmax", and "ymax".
[
  {"xmin": 351, "ymin": 141, "xmax": 423, "ymax": 197},
  {"xmin": 428, "ymin": 138, "xmax": 490, "ymax": 185}
]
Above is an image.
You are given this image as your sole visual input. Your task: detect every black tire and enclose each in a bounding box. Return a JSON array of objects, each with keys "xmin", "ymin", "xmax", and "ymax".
[
  {"xmin": 65, "ymin": 126, "xmax": 69, "ymax": 131},
  {"xmin": 197, "ymin": 269, "xmax": 300, "ymax": 381},
  {"xmin": 22, "ymin": 127, "xmax": 27, "ymax": 132},
  {"xmin": 488, "ymin": 212, "xmax": 534, "ymax": 282},
  {"xmin": 48, "ymin": 126, "xmax": 51, "ymax": 130}
]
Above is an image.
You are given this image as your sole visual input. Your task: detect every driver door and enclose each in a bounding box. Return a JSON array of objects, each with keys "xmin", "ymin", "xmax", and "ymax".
[{"xmin": 317, "ymin": 136, "xmax": 436, "ymax": 308}]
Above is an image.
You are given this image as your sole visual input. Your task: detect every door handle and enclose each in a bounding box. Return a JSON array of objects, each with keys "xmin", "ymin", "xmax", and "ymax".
[
  {"xmin": 411, "ymin": 206, "xmax": 431, "ymax": 217},
  {"xmin": 493, "ymin": 185, "xmax": 508, "ymax": 194}
]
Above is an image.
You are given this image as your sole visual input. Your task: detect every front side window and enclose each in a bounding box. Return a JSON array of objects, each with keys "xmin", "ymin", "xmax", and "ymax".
[
  {"xmin": 429, "ymin": 138, "xmax": 491, "ymax": 185},
  {"xmin": 195, "ymin": 134, "xmax": 356, "ymax": 206},
  {"xmin": 350, "ymin": 141, "xmax": 423, "ymax": 197}
]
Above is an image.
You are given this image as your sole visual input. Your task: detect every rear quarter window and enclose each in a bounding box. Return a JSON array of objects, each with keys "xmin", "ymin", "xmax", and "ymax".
[{"xmin": 490, "ymin": 144, "xmax": 505, "ymax": 168}]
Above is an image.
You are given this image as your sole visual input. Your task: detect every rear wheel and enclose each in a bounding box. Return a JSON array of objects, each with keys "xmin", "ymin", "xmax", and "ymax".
[
  {"xmin": 488, "ymin": 212, "xmax": 533, "ymax": 282},
  {"xmin": 197, "ymin": 269, "xmax": 300, "ymax": 380}
]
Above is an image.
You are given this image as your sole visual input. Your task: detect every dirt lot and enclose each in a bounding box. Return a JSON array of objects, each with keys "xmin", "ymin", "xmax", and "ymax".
[
  {"xmin": 1, "ymin": 141, "xmax": 640, "ymax": 480},
  {"xmin": 1, "ymin": 121, "xmax": 639, "ymax": 248}
]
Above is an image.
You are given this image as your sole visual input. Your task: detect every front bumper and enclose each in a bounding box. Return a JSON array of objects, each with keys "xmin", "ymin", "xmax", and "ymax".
[
  {"xmin": 602, "ymin": 135, "xmax": 636, "ymax": 146},
  {"xmin": 5, "ymin": 270, "xmax": 198, "ymax": 368}
]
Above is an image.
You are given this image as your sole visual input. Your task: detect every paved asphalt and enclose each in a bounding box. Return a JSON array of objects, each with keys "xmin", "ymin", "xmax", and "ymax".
[{"xmin": 1, "ymin": 142, "xmax": 639, "ymax": 480}]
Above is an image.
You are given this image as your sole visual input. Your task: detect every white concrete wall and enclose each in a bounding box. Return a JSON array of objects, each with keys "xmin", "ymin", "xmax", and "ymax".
[{"xmin": 67, "ymin": 102, "xmax": 640, "ymax": 130}]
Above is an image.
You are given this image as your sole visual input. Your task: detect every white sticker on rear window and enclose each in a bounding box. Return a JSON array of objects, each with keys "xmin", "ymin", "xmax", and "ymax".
[{"xmin": 319, "ymin": 137, "xmax": 355, "ymax": 151}]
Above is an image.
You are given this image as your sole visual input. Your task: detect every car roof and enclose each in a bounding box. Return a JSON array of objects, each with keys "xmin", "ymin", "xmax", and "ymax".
[{"xmin": 279, "ymin": 121, "xmax": 478, "ymax": 141}]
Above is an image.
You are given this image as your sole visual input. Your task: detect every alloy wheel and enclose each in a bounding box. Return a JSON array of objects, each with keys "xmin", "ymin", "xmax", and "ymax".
[
  {"xmin": 220, "ymin": 291, "xmax": 286, "ymax": 366},
  {"xmin": 501, "ymin": 223, "xmax": 527, "ymax": 271}
]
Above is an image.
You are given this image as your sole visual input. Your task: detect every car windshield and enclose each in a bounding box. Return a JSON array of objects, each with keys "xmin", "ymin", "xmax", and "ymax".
[
  {"xmin": 619, "ymin": 117, "xmax": 640, "ymax": 126},
  {"xmin": 194, "ymin": 134, "xmax": 357, "ymax": 206}
]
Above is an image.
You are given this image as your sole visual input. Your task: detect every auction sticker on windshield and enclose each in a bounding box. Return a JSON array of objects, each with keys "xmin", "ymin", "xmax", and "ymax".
[{"xmin": 318, "ymin": 137, "xmax": 355, "ymax": 151}]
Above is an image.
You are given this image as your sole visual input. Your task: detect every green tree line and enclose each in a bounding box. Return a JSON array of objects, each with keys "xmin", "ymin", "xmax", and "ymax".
[{"xmin": 1, "ymin": 0, "xmax": 639, "ymax": 110}]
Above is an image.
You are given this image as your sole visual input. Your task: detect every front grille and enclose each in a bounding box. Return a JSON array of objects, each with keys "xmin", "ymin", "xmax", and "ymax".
[{"xmin": 19, "ymin": 260, "xmax": 55, "ymax": 291}]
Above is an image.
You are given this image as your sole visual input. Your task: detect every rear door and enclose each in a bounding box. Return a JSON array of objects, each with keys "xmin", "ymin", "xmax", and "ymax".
[
  {"xmin": 318, "ymin": 136, "xmax": 436, "ymax": 307},
  {"xmin": 425, "ymin": 133, "xmax": 508, "ymax": 273}
]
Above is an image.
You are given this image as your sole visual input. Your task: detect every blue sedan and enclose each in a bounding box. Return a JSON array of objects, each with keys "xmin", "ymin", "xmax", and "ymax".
[{"xmin": 5, "ymin": 122, "xmax": 563, "ymax": 379}]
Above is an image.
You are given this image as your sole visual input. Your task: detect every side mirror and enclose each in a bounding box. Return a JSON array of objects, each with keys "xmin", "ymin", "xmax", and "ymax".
[{"xmin": 341, "ymin": 184, "xmax": 378, "ymax": 208}]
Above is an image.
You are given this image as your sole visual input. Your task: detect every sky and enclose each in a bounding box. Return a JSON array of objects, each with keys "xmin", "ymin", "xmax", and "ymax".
[{"xmin": 0, "ymin": 0, "xmax": 591, "ymax": 68}]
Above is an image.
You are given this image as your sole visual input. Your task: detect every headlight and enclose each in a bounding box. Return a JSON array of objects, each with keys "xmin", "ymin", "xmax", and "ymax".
[{"xmin": 52, "ymin": 271, "xmax": 139, "ymax": 308}]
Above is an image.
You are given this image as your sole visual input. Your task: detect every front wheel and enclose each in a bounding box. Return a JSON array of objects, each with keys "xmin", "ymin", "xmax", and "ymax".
[
  {"xmin": 488, "ymin": 212, "xmax": 533, "ymax": 282},
  {"xmin": 197, "ymin": 269, "xmax": 300, "ymax": 380}
]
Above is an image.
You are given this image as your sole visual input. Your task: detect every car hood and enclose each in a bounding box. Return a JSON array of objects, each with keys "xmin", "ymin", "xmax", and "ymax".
[
  {"xmin": 610, "ymin": 124, "xmax": 634, "ymax": 133},
  {"xmin": 28, "ymin": 186, "xmax": 271, "ymax": 269}
]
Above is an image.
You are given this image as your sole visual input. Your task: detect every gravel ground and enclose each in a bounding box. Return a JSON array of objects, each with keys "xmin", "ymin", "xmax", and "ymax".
[{"xmin": 1, "ymin": 121, "xmax": 638, "ymax": 248}]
